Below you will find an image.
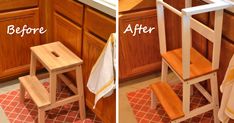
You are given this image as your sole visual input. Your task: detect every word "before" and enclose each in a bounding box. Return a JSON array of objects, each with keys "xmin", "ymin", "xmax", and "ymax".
[
  {"xmin": 123, "ymin": 24, "xmax": 155, "ymax": 36},
  {"xmin": 7, "ymin": 25, "xmax": 47, "ymax": 37}
]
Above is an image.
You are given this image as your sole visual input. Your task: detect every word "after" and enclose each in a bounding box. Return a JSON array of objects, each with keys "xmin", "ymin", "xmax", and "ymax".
[
  {"xmin": 7, "ymin": 25, "xmax": 47, "ymax": 37},
  {"xmin": 123, "ymin": 24, "xmax": 155, "ymax": 36}
]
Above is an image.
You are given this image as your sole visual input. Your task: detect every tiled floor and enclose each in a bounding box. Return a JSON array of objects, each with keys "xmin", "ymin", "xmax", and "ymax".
[
  {"xmin": 0, "ymin": 80, "xmax": 101, "ymax": 123},
  {"xmin": 127, "ymin": 83, "xmax": 214, "ymax": 123}
]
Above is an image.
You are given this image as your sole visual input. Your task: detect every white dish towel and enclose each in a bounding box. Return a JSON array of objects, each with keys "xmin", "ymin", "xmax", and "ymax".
[
  {"xmin": 218, "ymin": 54, "xmax": 234, "ymax": 123},
  {"xmin": 87, "ymin": 33, "xmax": 116, "ymax": 109}
]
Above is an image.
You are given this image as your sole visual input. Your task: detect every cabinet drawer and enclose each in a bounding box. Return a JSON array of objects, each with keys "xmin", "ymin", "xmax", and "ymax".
[
  {"xmin": 54, "ymin": 0, "xmax": 84, "ymax": 25},
  {"xmin": 0, "ymin": 0, "xmax": 38, "ymax": 12},
  {"xmin": 85, "ymin": 8, "xmax": 115, "ymax": 40}
]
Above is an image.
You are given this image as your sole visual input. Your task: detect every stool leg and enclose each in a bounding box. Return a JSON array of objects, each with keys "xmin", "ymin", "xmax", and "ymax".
[
  {"xmin": 161, "ymin": 60, "xmax": 168, "ymax": 82},
  {"xmin": 30, "ymin": 52, "xmax": 37, "ymax": 76},
  {"xmin": 151, "ymin": 90, "xmax": 157, "ymax": 109},
  {"xmin": 211, "ymin": 73, "xmax": 220, "ymax": 123},
  {"xmin": 20, "ymin": 83, "xmax": 25, "ymax": 103},
  {"xmin": 38, "ymin": 109, "xmax": 45, "ymax": 123},
  {"xmin": 183, "ymin": 82, "xmax": 190, "ymax": 114},
  {"xmin": 76, "ymin": 66, "xmax": 86, "ymax": 120},
  {"xmin": 49, "ymin": 73, "xmax": 57, "ymax": 104}
]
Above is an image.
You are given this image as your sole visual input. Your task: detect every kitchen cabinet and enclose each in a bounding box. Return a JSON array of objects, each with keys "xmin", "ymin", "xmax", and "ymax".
[
  {"xmin": 54, "ymin": 13, "xmax": 82, "ymax": 56},
  {"xmin": 0, "ymin": 8, "xmax": 40, "ymax": 81},
  {"xmin": 83, "ymin": 7, "xmax": 116, "ymax": 123},
  {"xmin": 119, "ymin": 9, "xmax": 161, "ymax": 81},
  {"xmin": 83, "ymin": 32, "xmax": 116, "ymax": 123}
]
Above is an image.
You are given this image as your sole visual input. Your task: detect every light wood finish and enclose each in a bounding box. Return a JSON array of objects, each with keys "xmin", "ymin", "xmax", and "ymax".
[
  {"xmin": 76, "ymin": 66, "xmax": 86, "ymax": 120},
  {"xmin": 38, "ymin": 109, "xmax": 45, "ymax": 123},
  {"xmin": 119, "ymin": 0, "xmax": 156, "ymax": 13},
  {"xmin": 0, "ymin": 8, "xmax": 40, "ymax": 81},
  {"xmin": 119, "ymin": 9, "xmax": 161, "ymax": 81},
  {"xmin": 54, "ymin": 13, "xmax": 82, "ymax": 56},
  {"xmin": 150, "ymin": 82, "xmax": 184, "ymax": 120},
  {"xmin": 20, "ymin": 42, "xmax": 86, "ymax": 122},
  {"xmin": 31, "ymin": 42, "xmax": 83, "ymax": 72},
  {"xmin": 19, "ymin": 75, "xmax": 50, "ymax": 107},
  {"xmin": 54, "ymin": 0, "xmax": 84, "ymax": 25},
  {"xmin": 83, "ymin": 32, "xmax": 116, "ymax": 123},
  {"xmin": 85, "ymin": 7, "xmax": 115, "ymax": 40},
  {"xmin": 20, "ymin": 83, "xmax": 25, "ymax": 103},
  {"xmin": 162, "ymin": 48, "xmax": 214, "ymax": 80},
  {"xmin": 0, "ymin": 0, "xmax": 38, "ymax": 12}
]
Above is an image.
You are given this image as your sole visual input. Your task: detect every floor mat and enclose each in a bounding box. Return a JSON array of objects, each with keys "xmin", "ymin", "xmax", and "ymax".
[
  {"xmin": 0, "ymin": 82, "xmax": 102, "ymax": 123},
  {"xmin": 127, "ymin": 83, "xmax": 214, "ymax": 123}
]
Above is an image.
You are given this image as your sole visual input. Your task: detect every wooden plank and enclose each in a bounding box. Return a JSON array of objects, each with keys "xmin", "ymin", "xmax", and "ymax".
[
  {"xmin": 157, "ymin": 1, "xmax": 167, "ymax": 54},
  {"xmin": 31, "ymin": 42, "xmax": 83, "ymax": 72},
  {"xmin": 19, "ymin": 75, "xmax": 50, "ymax": 107},
  {"xmin": 162, "ymin": 48, "xmax": 214, "ymax": 80},
  {"xmin": 182, "ymin": 15, "xmax": 191, "ymax": 79},
  {"xmin": 190, "ymin": 18, "xmax": 215, "ymax": 42},
  {"xmin": 150, "ymin": 82, "xmax": 184, "ymax": 120},
  {"xmin": 182, "ymin": 2, "xmax": 232, "ymax": 15}
]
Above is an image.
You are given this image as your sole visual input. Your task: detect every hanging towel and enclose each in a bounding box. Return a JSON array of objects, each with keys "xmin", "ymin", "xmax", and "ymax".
[
  {"xmin": 87, "ymin": 33, "xmax": 116, "ymax": 109},
  {"xmin": 218, "ymin": 54, "xmax": 234, "ymax": 123}
]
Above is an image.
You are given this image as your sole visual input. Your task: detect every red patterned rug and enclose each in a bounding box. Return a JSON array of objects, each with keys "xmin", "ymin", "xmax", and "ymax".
[
  {"xmin": 127, "ymin": 83, "xmax": 214, "ymax": 123},
  {"xmin": 0, "ymin": 82, "xmax": 102, "ymax": 123}
]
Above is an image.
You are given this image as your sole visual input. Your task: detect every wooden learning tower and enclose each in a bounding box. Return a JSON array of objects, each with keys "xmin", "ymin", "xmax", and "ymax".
[{"xmin": 150, "ymin": 0, "xmax": 233, "ymax": 123}]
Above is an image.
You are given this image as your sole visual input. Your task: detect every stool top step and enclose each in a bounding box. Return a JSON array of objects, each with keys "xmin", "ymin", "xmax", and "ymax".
[{"xmin": 31, "ymin": 42, "xmax": 83, "ymax": 72}]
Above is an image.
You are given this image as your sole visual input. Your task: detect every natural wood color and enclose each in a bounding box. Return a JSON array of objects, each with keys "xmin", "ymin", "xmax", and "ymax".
[
  {"xmin": 30, "ymin": 53, "xmax": 37, "ymax": 76},
  {"xmin": 85, "ymin": 7, "xmax": 115, "ymax": 40},
  {"xmin": 0, "ymin": 8, "xmax": 40, "ymax": 80},
  {"xmin": 31, "ymin": 42, "xmax": 83, "ymax": 72},
  {"xmin": 54, "ymin": 0, "xmax": 84, "ymax": 25},
  {"xmin": 54, "ymin": 13, "xmax": 82, "ymax": 56},
  {"xmin": 38, "ymin": 109, "xmax": 45, "ymax": 123},
  {"xmin": 58, "ymin": 74, "xmax": 78, "ymax": 94},
  {"xmin": 0, "ymin": 0, "xmax": 38, "ymax": 12},
  {"xmin": 150, "ymin": 82, "xmax": 184, "ymax": 120},
  {"xmin": 76, "ymin": 66, "xmax": 86, "ymax": 120},
  {"xmin": 119, "ymin": 0, "xmax": 156, "ymax": 13},
  {"xmin": 19, "ymin": 75, "xmax": 50, "ymax": 107},
  {"xmin": 49, "ymin": 73, "xmax": 57, "ymax": 104},
  {"xmin": 119, "ymin": 9, "xmax": 161, "ymax": 81},
  {"xmin": 20, "ymin": 83, "xmax": 25, "ymax": 103},
  {"xmin": 162, "ymin": 48, "xmax": 214, "ymax": 80}
]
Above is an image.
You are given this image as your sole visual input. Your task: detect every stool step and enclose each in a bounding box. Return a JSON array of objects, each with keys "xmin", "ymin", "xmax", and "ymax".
[
  {"xmin": 150, "ymin": 82, "xmax": 184, "ymax": 120},
  {"xmin": 19, "ymin": 75, "xmax": 50, "ymax": 107},
  {"xmin": 162, "ymin": 48, "xmax": 214, "ymax": 80}
]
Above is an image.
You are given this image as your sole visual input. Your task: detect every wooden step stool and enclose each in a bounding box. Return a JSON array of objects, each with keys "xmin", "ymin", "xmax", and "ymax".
[
  {"xmin": 19, "ymin": 42, "xmax": 86, "ymax": 123},
  {"xmin": 150, "ymin": 0, "xmax": 233, "ymax": 123}
]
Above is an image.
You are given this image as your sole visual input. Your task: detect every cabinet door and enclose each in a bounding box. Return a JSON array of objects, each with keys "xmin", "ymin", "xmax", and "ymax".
[
  {"xmin": 54, "ymin": 13, "xmax": 82, "ymax": 56},
  {"xmin": 119, "ymin": 9, "xmax": 161, "ymax": 81},
  {"xmin": 0, "ymin": 8, "xmax": 40, "ymax": 80},
  {"xmin": 83, "ymin": 32, "xmax": 115, "ymax": 123}
]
